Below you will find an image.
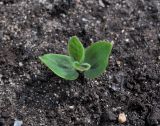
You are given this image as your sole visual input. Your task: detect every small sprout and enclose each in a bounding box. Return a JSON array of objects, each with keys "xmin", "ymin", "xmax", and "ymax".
[
  {"xmin": 73, "ymin": 61, "xmax": 91, "ymax": 72},
  {"xmin": 118, "ymin": 112, "xmax": 127, "ymax": 124},
  {"xmin": 39, "ymin": 36, "xmax": 113, "ymax": 80}
]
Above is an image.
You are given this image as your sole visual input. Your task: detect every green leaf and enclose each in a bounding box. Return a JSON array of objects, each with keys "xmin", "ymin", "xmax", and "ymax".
[
  {"xmin": 68, "ymin": 36, "xmax": 85, "ymax": 62},
  {"xmin": 73, "ymin": 61, "xmax": 91, "ymax": 72},
  {"xmin": 39, "ymin": 54, "xmax": 79, "ymax": 80},
  {"xmin": 84, "ymin": 41, "xmax": 113, "ymax": 79}
]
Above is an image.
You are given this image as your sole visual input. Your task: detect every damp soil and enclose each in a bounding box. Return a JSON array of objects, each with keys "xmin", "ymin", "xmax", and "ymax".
[{"xmin": 0, "ymin": 0, "xmax": 160, "ymax": 126}]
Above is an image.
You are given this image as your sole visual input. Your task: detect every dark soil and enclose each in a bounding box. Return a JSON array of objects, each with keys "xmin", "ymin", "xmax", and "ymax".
[{"xmin": 0, "ymin": 0, "xmax": 160, "ymax": 125}]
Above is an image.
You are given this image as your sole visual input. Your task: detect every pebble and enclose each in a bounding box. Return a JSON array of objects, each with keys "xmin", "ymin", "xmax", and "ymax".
[
  {"xmin": 125, "ymin": 38, "xmax": 129, "ymax": 42},
  {"xmin": 116, "ymin": 60, "xmax": 121, "ymax": 66},
  {"xmin": 121, "ymin": 29, "xmax": 125, "ymax": 33},
  {"xmin": 69, "ymin": 106, "xmax": 74, "ymax": 109},
  {"xmin": 82, "ymin": 18, "xmax": 88, "ymax": 22},
  {"xmin": 19, "ymin": 62, "xmax": 23, "ymax": 67},
  {"xmin": 118, "ymin": 112, "xmax": 127, "ymax": 124}
]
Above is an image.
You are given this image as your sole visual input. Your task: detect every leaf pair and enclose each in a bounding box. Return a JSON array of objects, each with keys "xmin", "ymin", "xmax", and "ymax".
[{"xmin": 39, "ymin": 36, "xmax": 113, "ymax": 80}]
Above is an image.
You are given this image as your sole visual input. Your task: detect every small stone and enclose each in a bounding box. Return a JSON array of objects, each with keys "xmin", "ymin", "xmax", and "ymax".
[
  {"xmin": 118, "ymin": 112, "xmax": 126, "ymax": 124},
  {"xmin": 121, "ymin": 29, "xmax": 125, "ymax": 33},
  {"xmin": 82, "ymin": 18, "xmax": 88, "ymax": 22},
  {"xmin": 116, "ymin": 61, "xmax": 121, "ymax": 66},
  {"xmin": 54, "ymin": 93, "xmax": 59, "ymax": 98},
  {"xmin": 69, "ymin": 106, "xmax": 74, "ymax": 109},
  {"xmin": 19, "ymin": 62, "xmax": 23, "ymax": 67},
  {"xmin": 125, "ymin": 38, "xmax": 129, "ymax": 42}
]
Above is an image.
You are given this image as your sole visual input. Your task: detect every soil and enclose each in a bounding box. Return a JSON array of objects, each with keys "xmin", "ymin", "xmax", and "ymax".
[{"xmin": 0, "ymin": 0, "xmax": 160, "ymax": 125}]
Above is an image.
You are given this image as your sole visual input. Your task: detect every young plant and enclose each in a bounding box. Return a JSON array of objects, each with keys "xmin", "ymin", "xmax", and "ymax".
[{"xmin": 39, "ymin": 36, "xmax": 113, "ymax": 80}]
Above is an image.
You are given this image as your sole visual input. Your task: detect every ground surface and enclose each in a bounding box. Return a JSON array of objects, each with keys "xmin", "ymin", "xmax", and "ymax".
[{"xmin": 0, "ymin": 0, "xmax": 160, "ymax": 125}]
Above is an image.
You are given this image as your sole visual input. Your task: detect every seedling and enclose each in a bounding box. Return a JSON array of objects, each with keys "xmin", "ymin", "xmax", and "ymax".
[{"xmin": 39, "ymin": 36, "xmax": 113, "ymax": 80}]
